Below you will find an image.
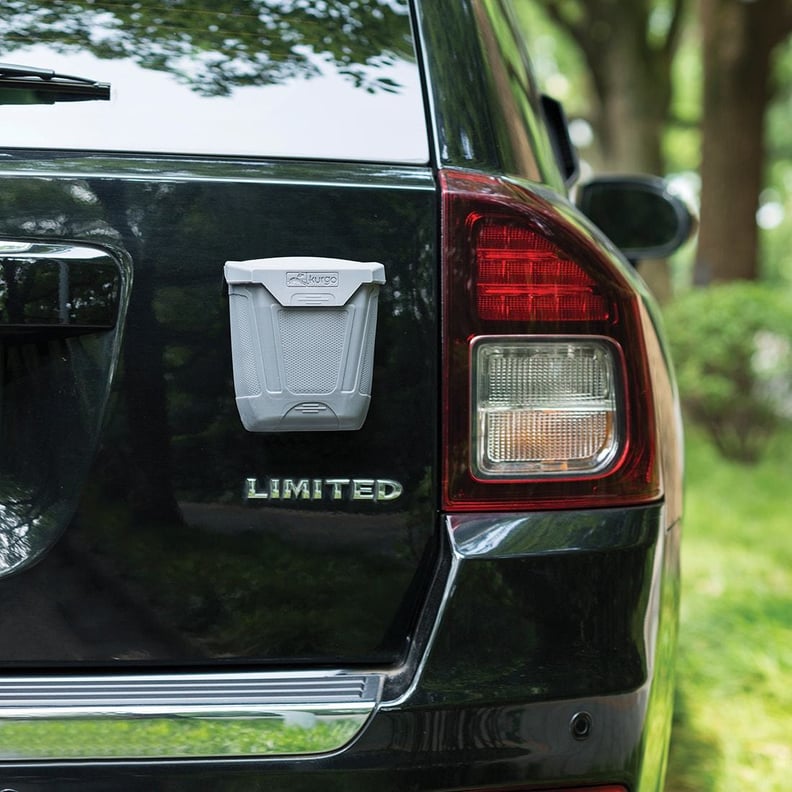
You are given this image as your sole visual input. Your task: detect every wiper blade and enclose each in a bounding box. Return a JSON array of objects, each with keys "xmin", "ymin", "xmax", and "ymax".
[{"xmin": 0, "ymin": 62, "xmax": 110, "ymax": 103}]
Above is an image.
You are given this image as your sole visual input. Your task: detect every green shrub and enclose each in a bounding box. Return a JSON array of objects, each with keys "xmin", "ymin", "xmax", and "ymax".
[{"xmin": 664, "ymin": 282, "xmax": 792, "ymax": 462}]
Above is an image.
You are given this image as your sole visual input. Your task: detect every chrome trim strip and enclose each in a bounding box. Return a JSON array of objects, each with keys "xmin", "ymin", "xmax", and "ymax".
[
  {"xmin": 0, "ymin": 158, "xmax": 436, "ymax": 189},
  {"xmin": 0, "ymin": 671, "xmax": 381, "ymax": 761}
]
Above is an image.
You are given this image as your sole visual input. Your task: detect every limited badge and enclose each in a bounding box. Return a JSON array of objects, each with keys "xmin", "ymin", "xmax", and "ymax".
[{"xmin": 244, "ymin": 477, "xmax": 403, "ymax": 503}]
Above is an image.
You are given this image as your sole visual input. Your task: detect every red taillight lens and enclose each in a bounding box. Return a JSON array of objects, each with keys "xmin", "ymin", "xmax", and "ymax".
[
  {"xmin": 441, "ymin": 169, "xmax": 659, "ymax": 511},
  {"xmin": 474, "ymin": 217, "xmax": 610, "ymax": 322}
]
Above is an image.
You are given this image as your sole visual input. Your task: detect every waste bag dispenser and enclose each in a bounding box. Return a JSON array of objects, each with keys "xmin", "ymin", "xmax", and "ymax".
[{"xmin": 224, "ymin": 257, "xmax": 385, "ymax": 432}]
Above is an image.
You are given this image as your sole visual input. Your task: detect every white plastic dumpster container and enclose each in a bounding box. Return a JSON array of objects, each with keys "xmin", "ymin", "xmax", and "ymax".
[{"xmin": 224, "ymin": 256, "xmax": 385, "ymax": 432}]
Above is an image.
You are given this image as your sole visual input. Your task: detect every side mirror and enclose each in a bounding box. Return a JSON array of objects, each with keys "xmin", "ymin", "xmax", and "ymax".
[{"xmin": 576, "ymin": 175, "xmax": 696, "ymax": 261}]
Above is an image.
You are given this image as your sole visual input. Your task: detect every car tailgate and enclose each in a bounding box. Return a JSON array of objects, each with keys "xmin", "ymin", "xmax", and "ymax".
[{"xmin": 0, "ymin": 155, "xmax": 439, "ymax": 668}]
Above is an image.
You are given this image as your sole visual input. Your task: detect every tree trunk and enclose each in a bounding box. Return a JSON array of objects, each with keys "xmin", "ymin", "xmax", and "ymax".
[
  {"xmin": 577, "ymin": 3, "xmax": 677, "ymax": 301},
  {"xmin": 531, "ymin": 0, "xmax": 680, "ymax": 174},
  {"xmin": 592, "ymin": 31, "xmax": 670, "ymax": 176},
  {"xmin": 696, "ymin": 0, "xmax": 791, "ymax": 284}
]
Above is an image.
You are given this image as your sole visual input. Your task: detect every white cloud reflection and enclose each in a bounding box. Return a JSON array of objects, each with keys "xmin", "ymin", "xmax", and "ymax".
[{"xmin": 1, "ymin": 45, "xmax": 429, "ymax": 164}]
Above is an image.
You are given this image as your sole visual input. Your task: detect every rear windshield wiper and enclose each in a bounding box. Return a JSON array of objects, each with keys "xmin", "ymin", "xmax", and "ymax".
[{"xmin": 0, "ymin": 63, "xmax": 110, "ymax": 104}]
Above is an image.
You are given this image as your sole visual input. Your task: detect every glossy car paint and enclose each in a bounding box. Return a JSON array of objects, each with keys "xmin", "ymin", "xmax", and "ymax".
[
  {"xmin": 0, "ymin": 1, "xmax": 682, "ymax": 789},
  {"xmin": 0, "ymin": 156, "xmax": 438, "ymax": 666}
]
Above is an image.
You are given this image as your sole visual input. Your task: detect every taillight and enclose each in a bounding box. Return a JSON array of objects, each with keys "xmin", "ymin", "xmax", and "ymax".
[
  {"xmin": 441, "ymin": 169, "xmax": 659, "ymax": 511},
  {"xmin": 474, "ymin": 219, "xmax": 610, "ymax": 322},
  {"xmin": 472, "ymin": 337, "xmax": 621, "ymax": 479}
]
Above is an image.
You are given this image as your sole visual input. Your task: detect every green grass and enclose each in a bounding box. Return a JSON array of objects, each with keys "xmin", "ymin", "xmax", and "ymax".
[
  {"xmin": 0, "ymin": 716, "xmax": 361, "ymax": 759},
  {"xmin": 665, "ymin": 427, "xmax": 792, "ymax": 791}
]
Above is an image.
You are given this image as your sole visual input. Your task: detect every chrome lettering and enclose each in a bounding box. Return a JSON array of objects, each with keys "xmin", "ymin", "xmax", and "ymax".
[
  {"xmin": 377, "ymin": 479, "xmax": 403, "ymax": 501},
  {"xmin": 282, "ymin": 479, "xmax": 311, "ymax": 500},
  {"xmin": 325, "ymin": 479, "xmax": 350, "ymax": 500},
  {"xmin": 245, "ymin": 477, "xmax": 267, "ymax": 499},
  {"xmin": 243, "ymin": 477, "xmax": 403, "ymax": 503},
  {"xmin": 352, "ymin": 479, "xmax": 375, "ymax": 501}
]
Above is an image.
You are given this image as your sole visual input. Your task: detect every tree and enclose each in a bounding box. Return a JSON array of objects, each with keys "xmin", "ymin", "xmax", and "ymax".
[
  {"xmin": 523, "ymin": 0, "xmax": 689, "ymax": 175},
  {"xmin": 0, "ymin": 0, "xmax": 412, "ymax": 96},
  {"xmin": 695, "ymin": 0, "xmax": 792, "ymax": 283},
  {"xmin": 514, "ymin": 1, "xmax": 690, "ymax": 301}
]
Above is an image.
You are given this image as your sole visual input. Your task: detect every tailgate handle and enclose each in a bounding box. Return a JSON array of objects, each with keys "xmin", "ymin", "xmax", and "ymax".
[
  {"xmin": 0, "ymin": 240, "xmax": 128, "ymax": 578},
  {"xmin": 0, "ymin": 241, "xmax": 121, "ymax": 333}
]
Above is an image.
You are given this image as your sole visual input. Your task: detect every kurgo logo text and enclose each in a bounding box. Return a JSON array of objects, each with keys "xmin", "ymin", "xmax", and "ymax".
[
  {"xmin": 286, "ymin": 271, "xmax": 339, "ymax": 287},
  {"xmin": 244, "ymin": 478, "xmax": 403, "ymax": 502}
]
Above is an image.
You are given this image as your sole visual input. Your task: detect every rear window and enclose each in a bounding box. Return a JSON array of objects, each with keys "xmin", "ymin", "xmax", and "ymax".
[{"xmin": 0, "ymin": 0, "xmax": 429, "ymax": 163}]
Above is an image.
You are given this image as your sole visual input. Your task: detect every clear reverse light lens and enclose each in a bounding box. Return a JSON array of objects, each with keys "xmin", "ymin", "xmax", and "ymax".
[{"xmin": 473, "ymin": 338, "xmax": 620, "ymax": 478}]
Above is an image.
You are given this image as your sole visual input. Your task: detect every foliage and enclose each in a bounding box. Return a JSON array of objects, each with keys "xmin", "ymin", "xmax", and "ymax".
[
  {"xmin": 0, "ymin": 0, "xmax": 412, "ymax": 96},
  {"xmin": 518, "ymin": 1, "xmax": 792, "ymax": 290},
  {"xmin": 1, "ymin": 715, "xmax": 359, "ymax": 759},
  {"xmin": 513, "ymin": 0, "xmax": 689, "ymax": 175},
  {"xmin": 664, "ymin": 282, "xmax": 792, "ymax": 461},
  {"xmin": 665, "ymin": 428, "xmax": 792, "ymax": 791}
]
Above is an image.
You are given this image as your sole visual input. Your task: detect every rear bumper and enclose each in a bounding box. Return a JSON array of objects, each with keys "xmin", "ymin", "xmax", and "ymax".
[{"xmin": 0, "ymin": 504, "xmax": 679, "ymax": 790}]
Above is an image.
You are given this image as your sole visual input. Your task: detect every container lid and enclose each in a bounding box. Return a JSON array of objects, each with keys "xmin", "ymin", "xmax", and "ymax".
[{"xmin": 224, "ymin": 256, "xmax": 385, "ymax": 307}]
